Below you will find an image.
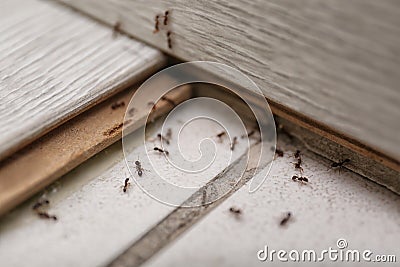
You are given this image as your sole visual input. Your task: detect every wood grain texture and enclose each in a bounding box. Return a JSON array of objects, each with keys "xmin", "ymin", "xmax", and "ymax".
[
  {"xmin": 0, "ymin": 94, "xmax": 253, "ymax": 267},
  {"xmin": 145, "ymin": 141, "xmax": 400, "ymax": 267},
  {"xmin": 0, "ymin": 0, "xmax": 166, "ymax": 161},
  {"xmin": 53, "ymin": 0, "xmax": 400, "ymax": 160},
  {"xmin": 0, "ymin": 79, "xmax": 192, "ymax": 217},
  {"xmin": 194, "ymin": 84, "xmax": 400, "ymax": 193}
]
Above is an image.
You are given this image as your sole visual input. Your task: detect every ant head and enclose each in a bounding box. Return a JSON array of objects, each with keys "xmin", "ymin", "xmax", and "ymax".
[{"xmin": 135, "ymin": 160, "xmax": 140, "ymax": 165}]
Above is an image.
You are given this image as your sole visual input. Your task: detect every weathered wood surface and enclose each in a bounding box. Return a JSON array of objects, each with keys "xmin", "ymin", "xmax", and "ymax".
[
  {"xmin": 145, "ymin": 143, "xmax": 400, "ymax": 267},
  {"xmin": 0, "ymin": 79, "xmax": 191, "ymax": 217},
  {"xmin": 0, "ymin": 0, "xmax": 166, "ymax": 161},
  {"xmin": 194, "ymin": 84, "xmax": 400, "ymax": 194},
  {"xmin": 0, "ymin": 100, "xmax": 253, "ymax": 267},
  {"xmin": 2, "ymin": 118, "xmax": 398, "ymax": 267},
  {"xmin": 54, "ymin": 0, "xmax": 400, "ymax": 160}
]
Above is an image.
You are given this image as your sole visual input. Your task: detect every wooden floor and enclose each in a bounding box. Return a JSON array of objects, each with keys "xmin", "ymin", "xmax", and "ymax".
[
  {"xmin": 1, "ymin": 113, "xmax": 399, "ymax": 267},
  {"xmin": 1, "ymin": 2, "xmax": 399, "ymax": 267},
  {"xmin": 0, "ymin": 0, "xmax": 165, "ymax": 161}
]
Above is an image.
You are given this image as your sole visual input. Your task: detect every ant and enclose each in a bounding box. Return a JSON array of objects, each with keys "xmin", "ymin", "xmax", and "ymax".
[
  {"xmin": 163, "ymin": 10, "xmax": 169, "ymax": 25},
  {"xmin": 275, "ymin": 148, "xmax": 284, "ymax": 158},
  {"xmin": 111, "ymin": 101, "xmax": 125, "ymax": 110},
  {"xmin": 113, "ymin": 21, "xmax": 122, "ymax": 38},
  {"xmin": 292, "ymin": 175, "xmax": 309, "ymax": 184},
  {"xmin": 37, "ymin": 212, "xmax": 57, "ymax": 221},
  {"xmin": 154, "ymin": 147, "xmax": 169, "ymax": 155},
  {"xmin": 241, "ymin": 130, "xmax": 255, "ymax": 139},
  {"xmin": 32, "ymin": 199, "xmax": 49, "ymax": 210},
  {"xmin": 216, "ymin": 131, "xmax": 226, "ymax": 143},
  {"xmin": 123, "ymin": 178, "xmax": 130, "ymax": 193},
  {"xmin": 330, "ymin": 159, "xmax": 350, "ymax": 173},
  {"xmin": 293, "ymin": 157, "xmax": 303, "ymax": 172},
  {"xmin": 153, "ymin": 15, "xmax": 160, "ymax": 33},
  {"xmin": 135, "ymin": 158, "xmax": 146, "ymax": 176},
  {"xmin": 294, "ymin": 150, "xmax": 301, "ymax": 159},
  {"xmin": 279, "ymin": 212, "xmax": 292, "ymax": 226},
  {"xmin": 229, "ymin": 207, "xmax": 242, "ymax": 218},
  {"xmin": 230, "ymin": 136, "xmax": 238, "ymax": 151},
  {"xmin": 166, "ymin": 31, "xmax": 172, "ymax": 49},
  {"xmin": 157, "ymin": 133, "xmax": 170, "ymax": 145},
  {"xmin": 165, "ymin": 128, "xmax": 172, "ymax": 140}
]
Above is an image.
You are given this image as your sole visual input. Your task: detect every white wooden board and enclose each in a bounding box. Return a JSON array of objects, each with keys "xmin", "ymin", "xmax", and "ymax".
[
  {"xmin": 145, "ymin": 141, "xmax": 400, "ymax": 267},
  {"xmin": 54, "ymin": 0, "xmax": 400, "ymax": 160},
  {"xmin": 0, "ymin": 0, "xmax": 165, "ymax": 160}
]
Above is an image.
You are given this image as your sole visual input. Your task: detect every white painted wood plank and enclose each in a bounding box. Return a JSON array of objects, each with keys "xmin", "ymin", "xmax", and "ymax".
[
  {"xmin": 54, "ymin": 0, "xmax": 400, "ymax": 160},
  {"xmin": 0, "ymin": 104, "xmax": 251, "ymax": 267},
  {"xmin": 145, "ymin": 141, "xmax": 400, "ymax": 267},
  {"xmin": 0, "ymin": 0, "xmax": 166, "ymax": 160}
]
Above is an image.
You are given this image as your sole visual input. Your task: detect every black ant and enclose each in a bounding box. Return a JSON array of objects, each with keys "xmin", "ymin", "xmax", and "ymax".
[
  {"xmin": 166, "ymin": 31, "xmax": 172, "ymax": 49},
  {"xmin": 279, "ymin": 212, "xmax": 292, "ymax": 226},
  {"xmin": 32, "ymin": 199, "xmax": 49, "ymax": 210},
  {"xmin": 154, "ymin": 147, "xmax": 169, "ymax": 155},
  {"xmin": 216, "ymin": 131, "xmax": 226, "ymax": 143},
  {"xmin": 241, "ymin": 130, "xmax": 255, "ymax": 139},
  {"xmin": 135, "ymin": 159, "xmax": 145, "ymax": 176},
  {"xmin": 113, "ymin": 21, "xmax": 122, "ymax": 38},
  {"xmin": 157, "ymin": 133, "xmax": 170, "ymax": 145},
  {"xmin": 37, "ymin": 211, "xmax": 57, "ymax": 221},
  {"xmin": 275, "ymin": 148, "xmax": 284, "ymax": 158},
  {"xmin": 123, "ymin": 178, "xmax": 130, "ymax": 192},
  {"xmin": 293, "ymin": 158, "xmax": 303, "ymax": 172},
  {"xmin": 229, "ymin": 207, "xmax": 242, "ymax": 218},
  {"xmin": 292, "ymin": 175, "xmax": 309, "ymax": 184},
  {"xmin": 153, "ymin": 15, "xmax": 160, "ymax": 33},
  {"xmin": 330, "ymin": 159, "xmax": 350, "ymax": 173},
  {"xmin": 165, "ymin": 128, "xmax": 172, "ymax": 140},
  {"xmin": 230, "ymin": 137, "xmax": 238, "ymax": 151},
  {"xmin": 163, "ymin": 10, "xmax": 169, "ymax": 25}
]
